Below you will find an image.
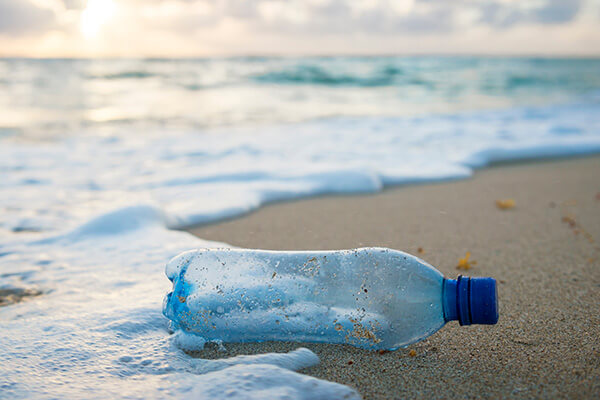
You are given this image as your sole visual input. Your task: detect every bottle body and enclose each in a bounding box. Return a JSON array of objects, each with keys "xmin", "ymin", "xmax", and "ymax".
[{"xmin": 163, "ymin": 248, "xmax": 447, "ymax": 350}]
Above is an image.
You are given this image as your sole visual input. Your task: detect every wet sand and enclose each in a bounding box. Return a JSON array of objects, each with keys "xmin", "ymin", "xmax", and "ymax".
[
  {"xmin": 0, "ymin": 287, "xmax": 42, "ymax": 307},
  {"xmin": 189, "ymin": 157, "xmax": 600, "ymax": 399}
]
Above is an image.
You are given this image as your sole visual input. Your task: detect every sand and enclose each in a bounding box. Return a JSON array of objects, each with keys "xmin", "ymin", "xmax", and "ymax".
[
  {"xmin": 189, "ymin": 156, "xmax": 600, "ymax": 399},
  {"xmin": 0, "ymin": 287, "xmax": 42, "ymax": 307}
]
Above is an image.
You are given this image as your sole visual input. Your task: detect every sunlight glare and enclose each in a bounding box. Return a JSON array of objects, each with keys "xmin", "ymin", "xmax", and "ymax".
[{"xmin": 80, "ymin": 0, "xmax": 116, "ymax": 39}]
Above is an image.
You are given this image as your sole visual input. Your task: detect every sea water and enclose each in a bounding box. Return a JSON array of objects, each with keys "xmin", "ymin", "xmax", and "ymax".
[{"xmin": 1, "ymin": 57, "xmax": 600, "ymax": 398}]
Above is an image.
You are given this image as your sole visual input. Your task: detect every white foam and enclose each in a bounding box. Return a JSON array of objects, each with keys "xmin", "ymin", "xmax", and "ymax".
[
  {"xmin": 183, "ymin": 363, "xmax": 360, "ymax": 400},
  {"xmin": 1, "ymin": 100, "xmax": 600, "ymax": 398},
  {"xmin": 0, "ymin": 209, "xmax": 357, "ymax": 398}
]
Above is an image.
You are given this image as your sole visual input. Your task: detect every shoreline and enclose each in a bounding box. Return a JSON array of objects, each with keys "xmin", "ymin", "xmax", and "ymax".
[
  {"xmin": 178, "ymin": 154, "xmax": 600, "ymax": 233},
  {"xmin": 188, "ymin": 156, "xmax": 600, "ymax": 399}
]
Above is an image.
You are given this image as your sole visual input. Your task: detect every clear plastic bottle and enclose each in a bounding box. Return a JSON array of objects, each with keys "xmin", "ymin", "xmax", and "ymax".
[{"xmin": 163, "ymin": 248, "xmax": 498, "ymax": 350}]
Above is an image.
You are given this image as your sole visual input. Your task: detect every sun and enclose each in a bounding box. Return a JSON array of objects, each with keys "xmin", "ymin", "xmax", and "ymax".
[{"xmin": 80, "ymin": 0, "xmax": 116, "ymax": 39}]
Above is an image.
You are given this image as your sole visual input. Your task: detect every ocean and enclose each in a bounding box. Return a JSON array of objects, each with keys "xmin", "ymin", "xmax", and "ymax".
[{"xmin": 1, "ymin": 57, "xmax": 600, "ymax": 398}]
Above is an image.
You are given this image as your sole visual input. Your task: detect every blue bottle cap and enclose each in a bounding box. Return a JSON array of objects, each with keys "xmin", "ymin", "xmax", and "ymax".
[
  {"xmin": 443, "ymin": 276, "xmax": 499, "ymax": 325},
  {"xmin": 469, "ymin": 277, "xmax": 499, "ymax": 325}
]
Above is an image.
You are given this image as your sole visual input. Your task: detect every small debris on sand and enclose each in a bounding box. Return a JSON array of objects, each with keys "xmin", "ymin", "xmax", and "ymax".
[
  {"xmin": 561, "ymin": 214, "xmax": 595, "ymax": 243},
  {"xmin": 495, "ymin": 199, "xmax": 516, "ymax": 210},
  {"xmin": 456, "ymin": 251, "xmax": 476, "ymax": 270},
  {"xmin": 562, "ymin": 215, "xmax": 577, "ymax": 228},
  {"xmin": 408, "ymin": 350, "xmax": 417, "ymax": 357}
]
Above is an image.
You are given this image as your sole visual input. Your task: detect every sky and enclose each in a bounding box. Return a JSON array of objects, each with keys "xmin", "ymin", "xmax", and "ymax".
[{"xmin": 1, "ymin": 0, "xmax": 599, "ymax": 57}]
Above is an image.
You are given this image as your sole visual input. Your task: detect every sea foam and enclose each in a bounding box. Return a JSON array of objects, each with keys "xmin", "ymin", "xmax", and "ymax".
[{"xmin": 0, "ymin": 206, "xmax": 358, "ymax": 399}]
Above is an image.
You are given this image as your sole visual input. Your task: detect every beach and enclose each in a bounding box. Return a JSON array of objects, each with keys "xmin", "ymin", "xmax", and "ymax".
[
  {"xmin": 2, "ymin": 0, "xmax": 600, "ymax": 395},
  {"xmin": 190, "ymin": 156, "xmax": 600, "ymax": 399},
  {"xmin": 2, "ymin": 56, "xmax": 600, "ymax": 399}
]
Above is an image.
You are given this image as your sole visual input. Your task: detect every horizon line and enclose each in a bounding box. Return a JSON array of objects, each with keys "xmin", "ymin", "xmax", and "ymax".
[{"xmin": 2, "ymin": 52, "xmax": 600, "ymax": 60}]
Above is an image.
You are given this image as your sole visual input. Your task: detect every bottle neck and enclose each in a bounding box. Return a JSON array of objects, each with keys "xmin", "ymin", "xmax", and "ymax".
[{"xmin": 443, "ymin": 276, "xmax": 467, "ymax": 325}]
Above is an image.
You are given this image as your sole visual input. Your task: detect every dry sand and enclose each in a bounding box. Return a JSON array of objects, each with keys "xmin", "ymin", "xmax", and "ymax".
[{"xmin": 189, "ymin": 157, "xmax": 600, "ymax": 399}]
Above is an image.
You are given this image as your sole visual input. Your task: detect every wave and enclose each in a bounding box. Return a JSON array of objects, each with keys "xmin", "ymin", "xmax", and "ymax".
[
  {"xmin": 3, "ymin": 99, "xmax": 600, "ymax": 233},
  {"xmin": 87, "ymin": 71, "xmax": 159, "ymax": 80},
  {"xmin": 4, "ymin": 57, "xmax": 600, "ymax": 141},
  {"xmin": 253, "ymin": 64, "xmax": 404, "ymax": 87}
]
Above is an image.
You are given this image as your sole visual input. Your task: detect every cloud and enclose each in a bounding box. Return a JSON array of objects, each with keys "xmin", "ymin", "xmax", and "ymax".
[
  {"xmin": 0, "ymin": 0, "xmax": 590, "ymax": 39},
  {"xmin": 0, "ymin": 0, "xmax": 598, "ymax": 56},
  {"xmin": 115, "ymin": 0, "xmax": 454, "ymax": 35},
  {"xmin": 479, "ymin": 0, "xmax": 584, "ymax": 28},
  {"xmin": 534, "ymin": 0, "xmax": 583, "ymax": 24},
  {"xmin": 217, "ymin": 0, "xmax": 455, "ymax": 34},
  {"xmin": 133, "ymin": 0, "xmax": 587, "ymax": 36},
  {"xmin": 260, "ymin": 0, "xmax": 585, "ymax": 34},
  {"xmin": 0, "ymin": 0, "xmax": 56, "ymax": 36},
  {"xmin": 63, "ymin": 0, "xmax": 86, "ymax": 10}
]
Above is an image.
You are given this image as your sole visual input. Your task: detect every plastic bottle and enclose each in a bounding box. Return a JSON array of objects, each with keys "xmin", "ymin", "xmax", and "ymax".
[{"xmin": 163, "ymin": 248, "xmax": 498, "ymax": 350}]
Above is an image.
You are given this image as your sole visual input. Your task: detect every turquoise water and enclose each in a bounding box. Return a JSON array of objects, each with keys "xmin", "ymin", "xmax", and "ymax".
[{"xmin": 2, "ymin": 57, "xmax": 599, "ymax": 139}]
